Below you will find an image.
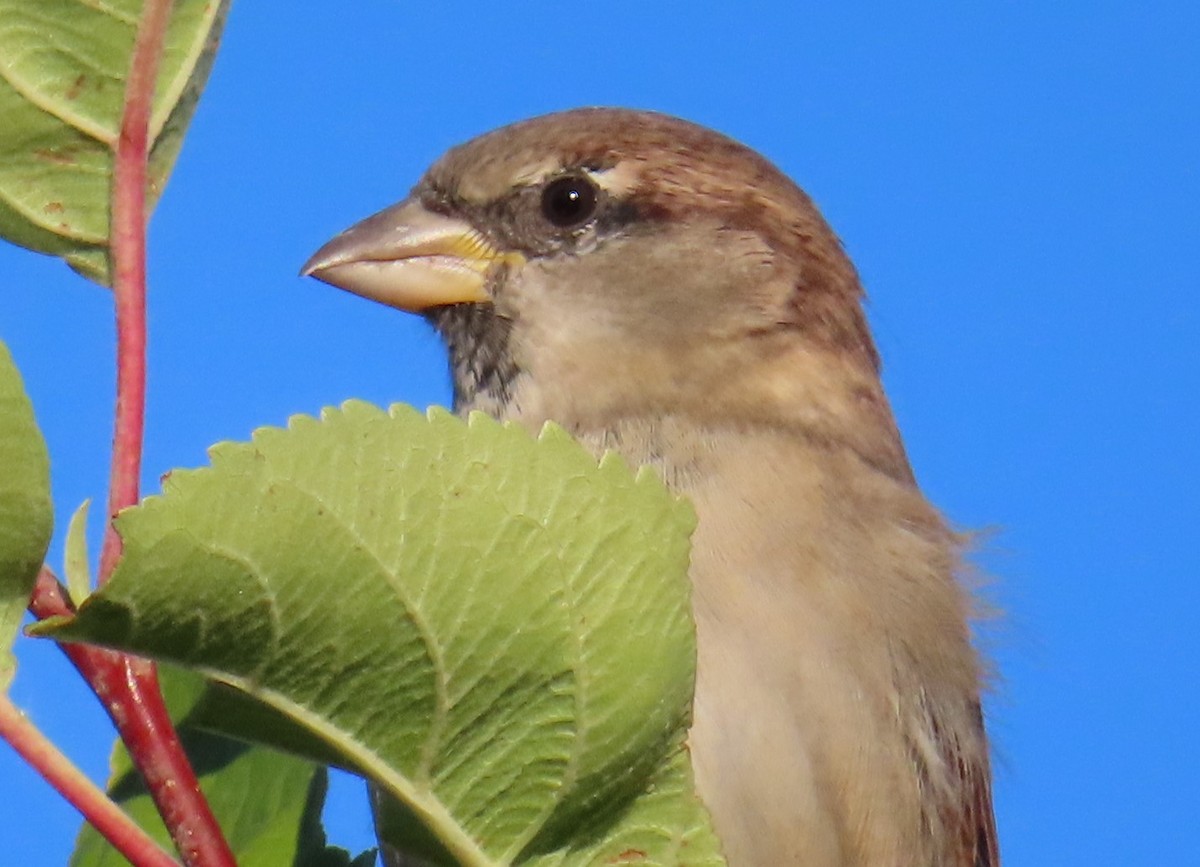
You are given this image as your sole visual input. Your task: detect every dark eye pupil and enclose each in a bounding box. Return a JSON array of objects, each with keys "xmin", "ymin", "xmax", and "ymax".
[{"xmin": 540, "ymin": 175, "xmax": 597, "ymax": 228}]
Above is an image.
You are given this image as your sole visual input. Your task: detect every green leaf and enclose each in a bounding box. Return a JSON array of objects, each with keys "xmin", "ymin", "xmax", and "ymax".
[
  {"xmin": 519, "ymin": 749, "xmax": 722, "ymax": 867},
  {"xmin": 0, "ymin": 339, "xmax": 52, "ymax": 692},
  {"xmin": 39, "ymin": 402, "xmax": 724, "ymax": 865},
  {"xmin": 64, "ymin": 498, "xmax": 92, "ymax": 606},
  {"xmin": 0, "ymin": 0, "xmax": 229, "ymax": 284},
  {"xmin": 72, "ymin": 666, "xmax": 369, "ymax": 867},
  {"xmin": 188, "ymin": 678, "xmax": 354, "ymax": 772}
]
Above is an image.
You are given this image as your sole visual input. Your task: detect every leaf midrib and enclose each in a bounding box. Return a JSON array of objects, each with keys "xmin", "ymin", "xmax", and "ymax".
[{"xmin": 199, "ymin": 671, "xmax": 502, "ymax": 867}]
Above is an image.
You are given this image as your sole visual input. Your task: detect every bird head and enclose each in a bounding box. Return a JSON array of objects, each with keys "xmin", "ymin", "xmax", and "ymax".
[{"xmin": 303, "ymin": 108, "xmax": 907, "ymax": 477}]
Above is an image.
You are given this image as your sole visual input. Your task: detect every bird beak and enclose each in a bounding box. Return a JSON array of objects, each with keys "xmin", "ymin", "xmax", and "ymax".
[{"xmin": 300, "ymin": 198, "xmax": 522, "ymax": 311}]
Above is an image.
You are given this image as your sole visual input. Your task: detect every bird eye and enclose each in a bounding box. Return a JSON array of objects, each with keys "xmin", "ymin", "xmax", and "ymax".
[{"xmin": 540, "ymin": 174, "xmax": 598, "ymax": 228}]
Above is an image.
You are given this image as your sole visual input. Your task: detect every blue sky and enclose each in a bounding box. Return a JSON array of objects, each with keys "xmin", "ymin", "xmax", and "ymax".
[{"xmin": 3, "ymin": 2, "xmax": 1198, "ymax": 864}]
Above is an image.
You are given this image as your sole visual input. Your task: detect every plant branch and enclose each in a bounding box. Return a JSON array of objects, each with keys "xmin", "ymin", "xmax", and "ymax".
[
  {"xmin": 0, "ymin": 695, "xmax": 180, "ymax": 867},
  {"xmin": 53, "ymin": 1, "xmax": 239, "ymax": 864},
  {"xmin": 97, "ymin": 0, "xmax": 165, "ymax": 584},
  {"xmin": 29, "ymin": 570, "xmax": 235, "ymax": 867}
]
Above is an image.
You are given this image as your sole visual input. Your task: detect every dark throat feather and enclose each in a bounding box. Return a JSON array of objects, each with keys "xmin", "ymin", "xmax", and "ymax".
[{"xmin": 425, "ymin": 303, "xmax": 521, "ymax": 415}]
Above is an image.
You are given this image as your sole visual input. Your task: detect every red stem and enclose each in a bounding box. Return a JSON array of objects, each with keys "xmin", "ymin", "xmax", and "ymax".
[
  {"xmin": 0, "ymin": 695, "xmax": 179, "ymax": 867},
  {"xmin": 50, "ymin": 1, "xmax": 239, "ymax": 864},
  {"xmin": 29, "ymin": 573, "xmax": 234, "ymax": 867},
  {"xmin": 97, "ymin": 0, "xmax": 162, "ymax": 584}
]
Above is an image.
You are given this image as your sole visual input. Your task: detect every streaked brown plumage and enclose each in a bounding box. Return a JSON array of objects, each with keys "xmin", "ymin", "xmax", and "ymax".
[{"xmin": 304, "ymin": 107, "xmax": 999, "ymax": 866}]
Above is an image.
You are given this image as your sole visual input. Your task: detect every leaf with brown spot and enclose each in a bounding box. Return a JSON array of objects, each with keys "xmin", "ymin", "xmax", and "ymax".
[{"xmin": 0, "ymin": 0, "xmax": 229, "ymax": 285}]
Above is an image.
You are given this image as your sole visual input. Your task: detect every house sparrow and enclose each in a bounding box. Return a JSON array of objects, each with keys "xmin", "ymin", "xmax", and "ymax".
[{"xmin": 302, "ymin": 108, "xmax": 998, "ymax": 867}]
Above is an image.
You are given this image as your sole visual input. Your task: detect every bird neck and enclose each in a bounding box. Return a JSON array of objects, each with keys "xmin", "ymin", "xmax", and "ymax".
[{"xmin": 429, "ymin": 302, "xmax": 913, "ymax": 484}]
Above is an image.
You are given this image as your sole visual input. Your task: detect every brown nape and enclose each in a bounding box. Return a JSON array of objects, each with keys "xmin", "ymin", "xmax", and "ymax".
[
  {"xmin": 667, "ymin": 181, "xmax": 880, "ymax": 376},
  {"xmin": 781, "ymin": 274, "xmax": 882, "ymax": 375}
]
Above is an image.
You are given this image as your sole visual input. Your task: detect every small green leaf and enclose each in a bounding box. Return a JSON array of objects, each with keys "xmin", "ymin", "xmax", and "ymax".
[
  {"xmin": 64, "ymin": 498, "xmax": 92, "ymax": 606},
  {"xmin": 0, "ymin": 339, "xmax": 52, "ymax": 692},
  {"xmin": 0, "ymin": 0, "xmax": 229, "ymax": 284},
  {"xmin": 40, "ymin": 402, "xmax": 723, "ymax": 865}
]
